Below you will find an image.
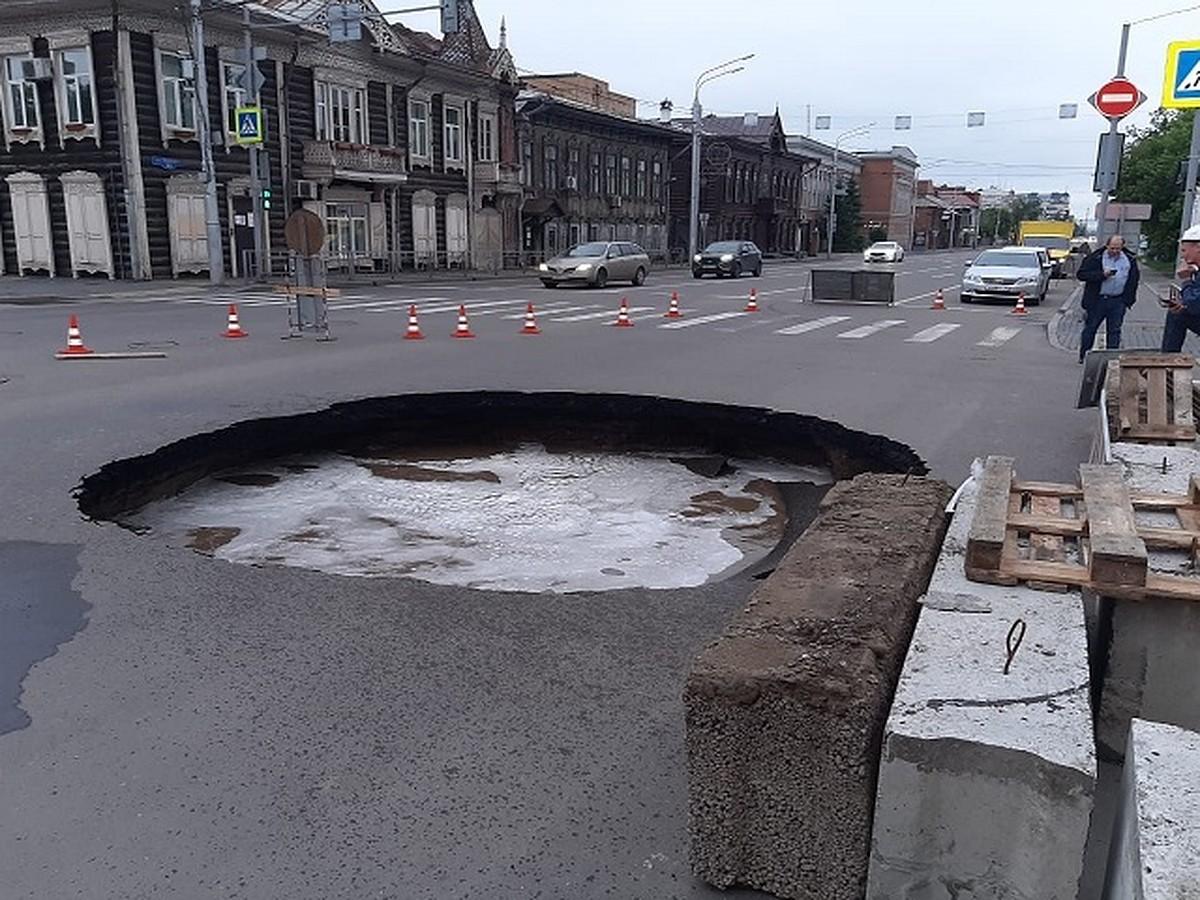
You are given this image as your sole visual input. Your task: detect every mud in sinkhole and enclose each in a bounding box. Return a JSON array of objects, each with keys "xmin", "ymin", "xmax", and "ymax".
[
  {"xmin": 125, "ymin": 444, "xmax": 832, "ymax": 593},
  {"xmin": 75, "ymin": 393, "xmax": 927, "ymax": 594}
]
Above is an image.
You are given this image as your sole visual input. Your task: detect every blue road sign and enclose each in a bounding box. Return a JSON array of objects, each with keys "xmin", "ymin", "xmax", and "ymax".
[
  {"xmin": 1163, "ymin": 41, "xmax": 1200, "ymax": 109},
  {"xmin": 236, "ymin": 106, "xmax": 263, "ymax": 145}
]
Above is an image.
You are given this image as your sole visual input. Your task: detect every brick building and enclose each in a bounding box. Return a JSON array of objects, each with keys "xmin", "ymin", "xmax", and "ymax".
[
  {"xmin": 913, "ymin": 181, "xmax": 980, "ymax": 250},
  {"xmin": 858, "ymin": 146, "xmax": 919, "ymax": 249}
]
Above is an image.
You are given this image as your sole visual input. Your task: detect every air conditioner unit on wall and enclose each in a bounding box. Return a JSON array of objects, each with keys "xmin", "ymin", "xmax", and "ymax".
[{"xmin": 294, "ymin": 180, "xmax": 319, "ymax": 201}]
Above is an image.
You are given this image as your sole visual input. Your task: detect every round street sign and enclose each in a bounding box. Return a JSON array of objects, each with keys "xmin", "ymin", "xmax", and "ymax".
[{"xmin": 1090, "ymin": 77, "xmax": 1146, "ymax": 119}]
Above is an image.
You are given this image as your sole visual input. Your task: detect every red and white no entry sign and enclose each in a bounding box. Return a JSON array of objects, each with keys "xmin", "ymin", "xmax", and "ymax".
[{"xmin": 1089, "ymin": 77, "xmax": 1147, "ymax": 119}]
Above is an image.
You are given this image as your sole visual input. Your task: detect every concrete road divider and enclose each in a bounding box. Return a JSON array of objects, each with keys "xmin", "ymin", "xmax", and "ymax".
[{"xmin": 685, "ymin": 472, "xmax": 951, "ymax": 899}]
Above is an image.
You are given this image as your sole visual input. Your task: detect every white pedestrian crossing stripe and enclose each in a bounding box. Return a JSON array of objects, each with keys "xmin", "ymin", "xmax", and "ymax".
[
  {"xmin": 660, "ymin": 310, "xmax": 750, "ymax": 329},
  {"xmin": 837, "ymin": 319, "xmax": 905, "ymax": 339},
  {"xmin": 774, "ymin": 315, "xmax": 850, "ymax": 335},
  {"xmin": 976, "ymin": 326, "xmax": 1021, "ymax": 347},
  {"xmin": 906, "ymin": 323, "xmax": 961, "ymax": 343},
  {"xmin": 548, "ymin": 306, "xmax": 655, "ymax": 323},
  {"xmin": 501, "ymin": 304, "xmax": 597, "ymax": 319}
]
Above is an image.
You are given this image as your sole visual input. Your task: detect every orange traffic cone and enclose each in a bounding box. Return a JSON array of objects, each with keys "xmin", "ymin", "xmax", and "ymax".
[
  {"xmin": 223, "ymin": 304, "xmax": 248, "ymax": 338},
  {"xmin": 613, "ymin": 297, "xmax": 634, "ymax": 327},
  {"xmin": 744, "ymin": 288, "xmax": 759, "ymax": 313},
  {"xmin": 59, "ymin": 314, "xmax": 94, "ymax": 355},
  {"xmin": 931, "ymin": 288, "xmax": 946, "ymax": 310},
  {"xmin": 664, "ymin": 291, "xmax": 683, "ymax": 319},
  {"xmin": 1011, "ymin": 293, "xmax": 1028, "ymax": 316},
  {"xmin": 520, "ymin": 303, "xmax": 541, "ymax": 335},
  {"xmin": 404, "ymin": 304, "xmax": 425, "ymax": 340},
  {"xmin": 452, "ymin": 304, "xmax": 475, "ymax": 339}
]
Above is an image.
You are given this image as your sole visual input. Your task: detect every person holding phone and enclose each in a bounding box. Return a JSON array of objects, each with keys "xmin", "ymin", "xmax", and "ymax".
[
  {"xmin": 1161, "ymin": 224, "xmax": 1200, "ymax": 353},
  {"xmin": 1076, "ymin": 234, "xmax": 1140, "ymax": 363}
]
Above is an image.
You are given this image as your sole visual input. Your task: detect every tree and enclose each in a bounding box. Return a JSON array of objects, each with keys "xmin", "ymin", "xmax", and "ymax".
[
  {"xmin": 1116, "ymin": 108, "xmax": 1196, "ymax": 262},
  {"xmin": 834, "ymin": 178, "xmax": 865, "ymax": 252}
]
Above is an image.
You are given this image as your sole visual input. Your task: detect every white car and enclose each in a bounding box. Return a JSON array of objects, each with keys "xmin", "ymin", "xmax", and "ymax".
[
  {"xmin": 863, "ymin": 241, "xmax": 904, "ymax": 263},
  {"xmin": 961, "ymin": 246, "xmax": 1050, "ymax": 305}
]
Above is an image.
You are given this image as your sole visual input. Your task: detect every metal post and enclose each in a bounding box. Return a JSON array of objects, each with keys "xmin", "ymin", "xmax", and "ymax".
[
  {"xmin": 688, "ymin": 95, "xmax": 701, "ymax": 262},
  {"xmin": 827, "ymin": 144, "xmax": 838, "ymax": 259},
  {"xmin": 1180, "ymin": 110, "xmax": 1200, "ymax": 236},
  {"xmin": 1096, "ymin": 22, "xmax": 1130, "ymax": 245},
  {"xmin": 244, "ymin": 6, "xmax": 263, "ymax": 279},
  {"xmin": 191, "ymin": 0, "xmax": 224, "ymax": 285}
]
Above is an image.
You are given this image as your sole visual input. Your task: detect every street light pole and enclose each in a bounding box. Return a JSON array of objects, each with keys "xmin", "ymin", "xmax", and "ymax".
[
  {"xmin": 826, "ymin": 123, "xmax": 872, "ymax": 260},
  {"xmin": 688, "ymin": 55, "xmax": 753, "ymax": 263},
  {"xmin": 191, "ymin": 0, "xmax": 224, "ymax": 285}
]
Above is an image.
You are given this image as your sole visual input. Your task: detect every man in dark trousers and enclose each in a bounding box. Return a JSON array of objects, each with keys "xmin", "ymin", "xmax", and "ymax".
[
  {"xmin": 1077, "ymin": 234, "xmax": 1140, "ymax": 363},
  {"xmin": 1162, "ymin": 224, "xmax": 1200, "ymax": 352}
]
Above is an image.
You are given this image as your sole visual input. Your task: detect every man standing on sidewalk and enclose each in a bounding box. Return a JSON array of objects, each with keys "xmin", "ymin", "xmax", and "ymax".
[
  {"xmin": 1077, "ymin": 235, "xmax": 1140, "ymax": 363},
  {"xmin": 1162, "ymin": 224, "xmax": 1200, "ymax": 353}
]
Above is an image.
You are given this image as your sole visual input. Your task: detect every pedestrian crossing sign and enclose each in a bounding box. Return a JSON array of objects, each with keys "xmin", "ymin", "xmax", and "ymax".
[
  {"xmin": 236, "ymin": 106, "xmax": 263, "ymax": 144},
  {"xmin": 1163, "ymin": 40, "xmax": 1200, "ymax": 108}
]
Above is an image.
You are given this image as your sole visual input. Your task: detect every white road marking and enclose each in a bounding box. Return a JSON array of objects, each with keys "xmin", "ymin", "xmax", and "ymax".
[
  {"xmin": 976, "ymin": 326, "xmax": 1022, "ymax": 347},
  {"xmin": 660, "ymin": 310, "xmax": 751, "ymax": 329},
  {"xmin": 837, "ymin": 319, "xmax": 906, "ymax": 339},
  {"xmin": 360, "ymin": 298, "xmax": 528, "ymax": 314},
  {"xmin": 500, "ymin": 303, "xmax": 597, "ymax": 319},
  {"xmin": 774, "ymin": 315, "xmax": 850, "ymax": 335},
  {"xmin": 905, "ymin": 323, "xmax": 962, "ymax": 343},
  {"xmin": 547, "ymin": 306, "xmax": 656, "ymax": 323},
  {"xmin": 895, "ymin": 285, "xmax": 961, "ymax": 307}
]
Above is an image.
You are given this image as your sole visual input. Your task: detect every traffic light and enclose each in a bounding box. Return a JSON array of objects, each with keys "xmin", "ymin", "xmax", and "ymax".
[{"xmin": 262, "ymin": 188, "xmax": 272, "ymax": 210}]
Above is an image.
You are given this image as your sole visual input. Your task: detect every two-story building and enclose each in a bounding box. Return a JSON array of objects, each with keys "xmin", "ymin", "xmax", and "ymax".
[
  {"xmin": 785, "ymin": 134, "xmax": 863, "ymax": 256},
  {"xmin": 0, "ymin": 0, "xmax": 519, "ymax": 280},
  {"xmin": 514, "ymin": 74, "xmax": 674, "ymax": 261},
  {"xmin": 858, "ymin": 145, "xmax": 920, "ymax": 250},
  {"xmin": 666, "ymin": 110, "xmax": 812, "ymax": 259}
]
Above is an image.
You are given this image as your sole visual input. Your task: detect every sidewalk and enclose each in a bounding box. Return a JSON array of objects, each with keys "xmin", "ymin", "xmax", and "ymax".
[{"xmin": 1051, "ymin": 268, "xmax": 1199, "ymax": 355}]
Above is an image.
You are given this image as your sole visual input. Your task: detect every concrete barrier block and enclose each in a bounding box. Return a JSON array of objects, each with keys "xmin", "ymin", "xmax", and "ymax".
[
  {"xmin": 1098, "ymin": 443, "xmax": 1200, "ymax": 759},
  {"xmin": 685, "ymin": 473, "xmax": 951, "ymax": 900},
  {"xmin": 1103, "ymin": 718, "xmax": 1200, "ymax": 899},
  {"xmin": 867, "ymin": 477, "xmax": 1095, "ymax": 900}
]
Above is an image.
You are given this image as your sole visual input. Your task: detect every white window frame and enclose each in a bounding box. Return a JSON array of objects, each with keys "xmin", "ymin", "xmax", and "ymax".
[
  {"xmin": 408, "ymin": 92, "xmax": 431, "ymax": 166},
  {"xmin": 442, "ymin": 100, "xmax": 464, "ymax": 170},
  {"xmin": 315, "ymin": 78, "xmax": 365, "ymax": 145},
  {"xmin": 2, "ymin": 52, "xmax": 43, "ymax": 146},
  {"xmin": 55, "ymin": 45, "xmax": 99, "ymax": 143},
  {"xmin": 477, "ymin": 111, "xmax": 496, "ymax": 163},
  {"xmin": 220, "ymin": 61, "xmax": 246, "ymax": 144},
  {"xmin": 156, "ymin": 48, "xmax": 197, "ymax": 142}
]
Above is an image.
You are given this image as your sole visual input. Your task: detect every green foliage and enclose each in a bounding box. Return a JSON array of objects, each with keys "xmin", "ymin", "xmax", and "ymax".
[
  {"xmin": 978, "ymin": 195, "xmax": 1053, "ymax": 245},
  {"xmin": 1116, "ymin": 108, "xmax": 1196, "ymax": 262},
  {"xmin": 834, "ymin": 178, "xmax": 865, "ymax": 252},
  {"xmin": 867, "ymin": 226, "xmax": 888, "ymax": 243}
]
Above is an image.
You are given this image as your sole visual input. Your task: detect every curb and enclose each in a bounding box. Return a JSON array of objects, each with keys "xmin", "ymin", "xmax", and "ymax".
[{"xmin": 1047, "ymin": 284, "xmax": 1084, "ymax": 354}]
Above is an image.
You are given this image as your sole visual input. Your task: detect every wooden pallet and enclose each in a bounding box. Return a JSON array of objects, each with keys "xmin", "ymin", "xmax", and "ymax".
[
  {"xmin": 1115, "ymin": 354, "xmax": 1196, "ymax": 444},
  {"xmin": 965, "ymin": 457, "xmax": 1200, "ymax": 602}
]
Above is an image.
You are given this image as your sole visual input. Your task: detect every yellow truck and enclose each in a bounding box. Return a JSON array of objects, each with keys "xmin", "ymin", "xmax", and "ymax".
[{"xmin": 1018, "ymin": 220, "xmax": 1075, "ymax": 278}]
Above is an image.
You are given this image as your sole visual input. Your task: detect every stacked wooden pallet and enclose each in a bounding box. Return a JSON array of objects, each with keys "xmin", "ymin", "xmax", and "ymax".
[
  {"xmin": 1107, "ymin": 354, "xmax": 1196, "ymax": 445},
  {"xmin": 965, "ymin": 456, "xmax": 1200, "ymax": 603}
]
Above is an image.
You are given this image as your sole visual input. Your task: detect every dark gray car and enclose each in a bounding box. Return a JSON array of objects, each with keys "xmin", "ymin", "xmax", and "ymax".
[
  {"xmin": 692, "ymin": 241, "xmax": 763, "ymax": 278},
  {"xmin": 539, "ymin": 241, "xmax": 650, "ymax": 288}
]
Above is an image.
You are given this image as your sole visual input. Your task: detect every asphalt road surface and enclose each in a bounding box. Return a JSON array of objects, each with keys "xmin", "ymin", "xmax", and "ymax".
[{"xmin": 0, "ymin": 250, "xmax": 1094, "ymax": 899}]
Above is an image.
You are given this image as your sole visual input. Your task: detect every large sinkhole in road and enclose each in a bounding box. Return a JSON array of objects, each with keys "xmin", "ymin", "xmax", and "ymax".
[
  {"xmin": 128, "ymin": 445, "xmax": 831, "ymax": 592},
  {"xmin": 77, "ymin": 392, "xmax": 926, "ymax": 594}
]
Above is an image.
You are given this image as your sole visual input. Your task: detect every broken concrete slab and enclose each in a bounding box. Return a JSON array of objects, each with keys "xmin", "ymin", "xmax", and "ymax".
[
  {"xmin": 867, "ymin": 474, "xmax": 1096, "ymax": 900},
  {"xmin": 685, "ymin": 473, "xmax": 951, "ymax": 900},
  {"xmin": 1102, "ymin": 718, "xmax": 1200, "ymax": 900},
  {"xmin": 1097, "ymin": 442, "xmax": 1200, "ymax": 760}
]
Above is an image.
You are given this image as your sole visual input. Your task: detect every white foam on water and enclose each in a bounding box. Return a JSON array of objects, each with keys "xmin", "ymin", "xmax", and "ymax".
[{"xmin": 131, "ymin": 445, "xmax": 830, "ymax": 593}]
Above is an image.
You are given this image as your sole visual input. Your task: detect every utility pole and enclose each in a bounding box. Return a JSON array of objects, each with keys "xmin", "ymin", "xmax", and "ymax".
[
  {"xmin": 827, "ymin": 123, "xmax": 872, "ymax": 259},
  {"xmin": 1180, "ymin": 110, "xmax": 1200, "ymax": 237},
  {"xmin": 191, "ymin": 0, "xmax": 224, "ymax": 285},
  {"xmin": 1095, "ymin": 23, "xmax": 1130, "ymax": 246},
  {"xmin": 688, "ymin": 55, "xmax": 753, "ymax": 263},
  {"xmin": 243, "ymin": 5, "xmax": 263, "ymax": 278}
]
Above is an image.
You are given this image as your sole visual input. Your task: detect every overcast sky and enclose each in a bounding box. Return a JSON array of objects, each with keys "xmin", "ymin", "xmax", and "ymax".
[{"xmin": 396, "ymin": 1, "xmax": 1198, "ymax": 221}]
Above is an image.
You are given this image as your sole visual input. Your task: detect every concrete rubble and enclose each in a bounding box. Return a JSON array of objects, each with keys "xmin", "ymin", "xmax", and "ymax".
[
  {"xmin": 684, "ymin": 473, "xmax": 951, "ymax": 900},
  {"xmin": 1103, "ymin": 718, "xmax": 1200, "ymax": 899},
  {"xmin": 867, "ymin": 473, "xmax": 1096, "ymax": 900}
]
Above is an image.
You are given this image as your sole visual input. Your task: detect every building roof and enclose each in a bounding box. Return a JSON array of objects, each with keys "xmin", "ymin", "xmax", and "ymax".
[
  {"xmin": 859, "ymin": 145, "xmax": 920, "ymax": 167},
  {"xmin": 517, "ymin": 91, "xmax": 677, "ymax": 140}
]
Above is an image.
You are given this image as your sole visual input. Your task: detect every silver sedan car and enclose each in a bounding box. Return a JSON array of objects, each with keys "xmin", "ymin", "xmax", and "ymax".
[{"xmin": 539, "ymin": 241, "xmax": 650, "ymax": 288}]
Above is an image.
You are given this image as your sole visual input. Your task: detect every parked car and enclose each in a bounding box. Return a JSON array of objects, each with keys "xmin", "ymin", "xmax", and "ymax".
[
  {"xmin": 960, "ymin": 246, "xmax": 1050, "ymax": 305},
  {"xmin": 539, "ymin": 242, "xmax": 650, "ymax": 288},
  {"xmin": 692, "ymin": 241, "xmax": 763, "ymax": 278},
  {"xmin": 863, "ymin": 241, "xmax": 904, "ymax": 263}
]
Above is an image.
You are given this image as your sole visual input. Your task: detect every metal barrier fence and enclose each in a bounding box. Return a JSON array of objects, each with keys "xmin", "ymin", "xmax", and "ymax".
[{"xmin": 810, "ymin": 269, "xmax": 896, "ymax": 305}]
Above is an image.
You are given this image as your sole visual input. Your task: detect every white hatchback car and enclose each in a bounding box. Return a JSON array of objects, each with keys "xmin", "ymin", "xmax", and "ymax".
[{"xmin": 863, "ymin": 241, "xmax": 904, "ymax": 263}]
